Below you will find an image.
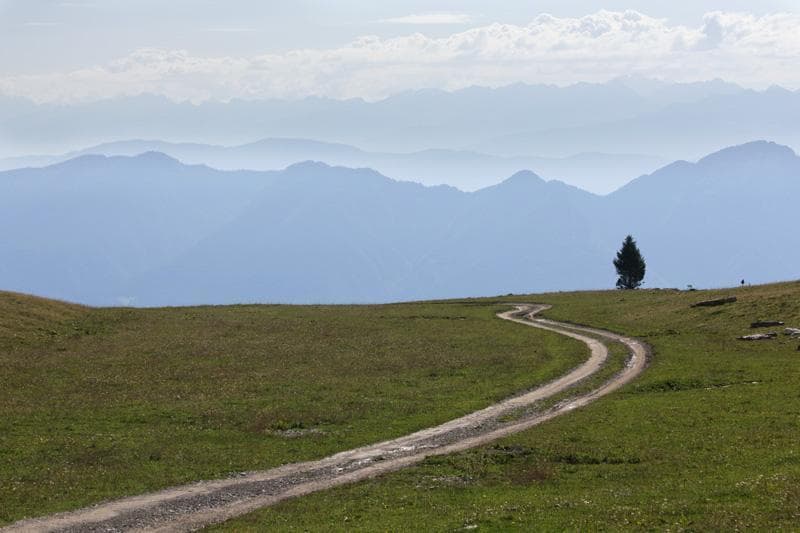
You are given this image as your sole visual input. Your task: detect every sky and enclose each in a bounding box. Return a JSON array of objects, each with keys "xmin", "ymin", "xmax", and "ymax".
[{"xmin": 2, "ymin": 0, "xmax": 799, "ymax": 102}]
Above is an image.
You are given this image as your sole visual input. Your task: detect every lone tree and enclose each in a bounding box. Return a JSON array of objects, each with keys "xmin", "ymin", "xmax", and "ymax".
[{"xmin": 614, "ymin": 235, "xmax": 646, "ymax": 289}]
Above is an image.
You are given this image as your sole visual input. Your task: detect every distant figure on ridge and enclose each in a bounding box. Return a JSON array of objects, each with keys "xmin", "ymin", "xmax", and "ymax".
[{"xmin": 614, "ymin": 235, "xmax": 646, "ymax": 290}]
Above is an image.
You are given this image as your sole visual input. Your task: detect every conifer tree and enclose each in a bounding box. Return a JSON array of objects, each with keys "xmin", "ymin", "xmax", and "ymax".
[{"xmin": 614, "ymin": 235, "xmax": 646, "ymax": 289}]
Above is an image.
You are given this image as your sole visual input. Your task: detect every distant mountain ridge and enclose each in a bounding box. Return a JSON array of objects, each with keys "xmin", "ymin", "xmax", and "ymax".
[
  {"xmin": 0, "ymin": 138, "xmax": 668, "ymax": 194},
  {"xmin": 479, "ymin": 87, "xmax": 800, "ymax": 160},
  {"xmin": 1, "ymin": 141, "xmax": 797, "ymax": 306},
  {"xmin": 5, "ymin": 77, "xmax": 796, "ymax": 164}
]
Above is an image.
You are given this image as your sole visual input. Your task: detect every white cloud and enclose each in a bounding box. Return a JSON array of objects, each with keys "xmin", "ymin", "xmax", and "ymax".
[
  {"xmin": 378, "ymin": 12, "xmax": 474, "ymax": 25},
  {"xmin": 3, "ymin": 10, "xmax": 800, "ymax": 103}
]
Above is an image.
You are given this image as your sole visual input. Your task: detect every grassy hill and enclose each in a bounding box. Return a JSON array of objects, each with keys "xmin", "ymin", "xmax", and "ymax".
[
  {"xmin": 0, "ymin": 292, "xmax": 584, "ymax": 525},
  {"xmin": 3, "ymin": 281, "xmax": 799, "ymax": 529},
  {"xmin": 212, "ymin": 281, "xmax": 800, "ymax": 531}
]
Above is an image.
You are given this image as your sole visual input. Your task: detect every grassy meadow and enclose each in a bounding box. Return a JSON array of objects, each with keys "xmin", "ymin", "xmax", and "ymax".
[
  {"xmin": 0, "ymin": 292, "xmax": 584, "ymax": 524},
  {"xmin": 214, "ymin": 281, "xmax": 800, "ymax": 531}
]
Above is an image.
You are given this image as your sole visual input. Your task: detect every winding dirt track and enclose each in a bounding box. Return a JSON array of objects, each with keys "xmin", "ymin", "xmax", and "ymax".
[{"xmin": 3, "ymin": 304, "xmax": 648, "ymax": 533}]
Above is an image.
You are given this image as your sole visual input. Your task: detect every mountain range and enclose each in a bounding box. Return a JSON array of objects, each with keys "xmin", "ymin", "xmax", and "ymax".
[
  {"xmin": 0, "ymin": 138, "xmax": 667, "ymax": 194},
  {"xmin": 1, "ymin": 140, "xmax": 796, "ymax": 306},
  {"xmin": 3, "ymin": 78, "xmax": 797, "ymax": 164}
]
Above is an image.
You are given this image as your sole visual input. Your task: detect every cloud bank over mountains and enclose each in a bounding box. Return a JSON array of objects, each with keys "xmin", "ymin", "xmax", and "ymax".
[{"xmin": 3, "ymin": 10, "xmax": 800, "ymax": 103}]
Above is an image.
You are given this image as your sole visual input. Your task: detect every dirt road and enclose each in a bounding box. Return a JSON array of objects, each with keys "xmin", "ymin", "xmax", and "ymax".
[{"xmin": 3, "ymin": 304, "xmax": 648, "ymax": 532}]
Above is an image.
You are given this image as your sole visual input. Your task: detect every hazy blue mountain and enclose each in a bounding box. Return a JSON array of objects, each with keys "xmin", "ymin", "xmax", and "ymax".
[
  {"xmin": 347, "ymin": 149, "xmax": 666, "ymax": 194},
  {"xmin": 0, "ymin": 153, "xmax": 268, "ymax": 303},
  {"xmin": 603, "ymin": 140, "xmax": 800, "ymax": 288},
  {"xmin": 0, "ymin": 138, "xmax": 667, "ymax": 194},
  {"xmin": 0, "ymin": 79, "xmax": 749, "ymax": 159},
  {"xmin": 132, "ymin": 162, "xmax": 466, "ymax": 305},
  {"xmin": 1, "ymin": 141, "xmax": 797, "ymax": 305},
  {"xmin": 608, "ymin": 76, "xmax": 744, "ymax": 107},
  {"xmin": 399, "ymin": 172, "xmax": 606, "ymax": 300},
  {"xmin": 479, "ymin": 88, "xmax": 800, "ymax": 160},
  {"xmin": 134, "ymin": 166, "xmax": 606, "ymax": 305}
]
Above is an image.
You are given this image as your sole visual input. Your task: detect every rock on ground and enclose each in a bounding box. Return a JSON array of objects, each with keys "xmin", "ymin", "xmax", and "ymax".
[
  {"xmin": 751, "ymin": 320, "xmax": 785, "ymax": 328},
  {"xmin": 738, "ymin": 332, "xmax": 778, "ymax": 341},
  {"xmin": 691, "ymin": 297, "xmax": 737, "ymax": 308}
]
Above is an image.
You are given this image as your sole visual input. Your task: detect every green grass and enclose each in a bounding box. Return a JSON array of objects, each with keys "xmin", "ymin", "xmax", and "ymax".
[
  {"xmin": 0, "ymin": 292, "xmax": 586, "ymax": 525},
  {"xmin": 213, "ymin": 281, "xmax": 800, "ymax": 531},
  {"xmin": 497, "ymin": 338, "xmax": 630, "ymax": 425}
]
